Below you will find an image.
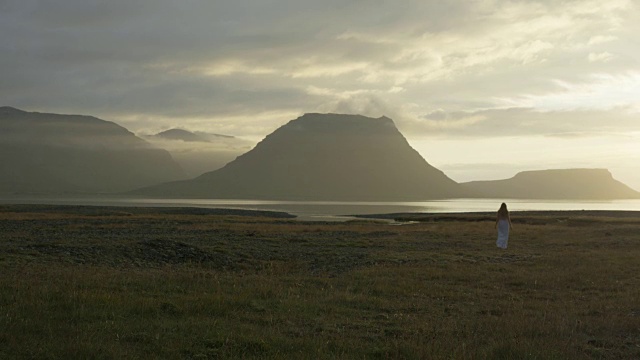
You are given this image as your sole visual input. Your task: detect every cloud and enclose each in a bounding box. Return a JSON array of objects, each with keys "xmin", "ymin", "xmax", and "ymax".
[
  {"xmin": 496, "ymin": 72, "xmax": 640, "ymax": 111},
  {"xmin": 401, "ymin": 106, "xmax": 640, "ymax": 138},
  {"xmin": 0, "ymin": 0, "xmax": 638, "ymax": 140},
  {"xmin": 588, "ymin": 35, "xmax": 618, "ymax": 46},
  {"xmin": 588, "ymin": 52, "xmax": 615, "ymax": 62}
]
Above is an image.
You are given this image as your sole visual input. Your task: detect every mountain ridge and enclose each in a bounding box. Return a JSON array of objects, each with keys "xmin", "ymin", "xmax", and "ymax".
[{"xmin": 3, "ymin": 107, "xmax": 638, "ymax": 201}]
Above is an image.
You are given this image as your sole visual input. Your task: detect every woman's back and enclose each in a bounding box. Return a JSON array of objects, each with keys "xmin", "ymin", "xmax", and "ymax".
[{"xmin": 496, "ymin": 203, "xmax": 511, "ymax": 249}]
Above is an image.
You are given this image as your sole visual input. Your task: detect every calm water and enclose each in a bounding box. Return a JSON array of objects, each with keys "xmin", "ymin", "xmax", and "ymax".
[{"xmin": 2, "ymin": 197, "xmax": 640, "ymax": 221}]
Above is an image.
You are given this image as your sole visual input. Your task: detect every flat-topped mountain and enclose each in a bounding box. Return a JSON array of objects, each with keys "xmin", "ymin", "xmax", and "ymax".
[
  {"xmin": 463, "ymin": 168, "xmax": 640, "ymax": 199},
  {"xmin": 0, "ymin": 106, "xmax": 186, "ymax": 194},
  {"xmin": 133, "ymin": 113, "xmax": 467, "ymax": 200}
]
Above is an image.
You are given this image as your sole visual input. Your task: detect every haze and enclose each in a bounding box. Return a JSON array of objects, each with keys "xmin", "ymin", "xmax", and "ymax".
[{"xmin": 1, "ymin": 1, "xmax": 639, "ymax": 190}]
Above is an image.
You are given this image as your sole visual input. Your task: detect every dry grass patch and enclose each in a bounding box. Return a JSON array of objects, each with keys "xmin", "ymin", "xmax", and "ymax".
[{"xmin": 0, "ymin": 205, "xmax": 639, "ymax": 359}]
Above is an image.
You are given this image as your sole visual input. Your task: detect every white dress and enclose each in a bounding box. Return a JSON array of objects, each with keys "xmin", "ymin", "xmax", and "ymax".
[{"xmin": 496, "ymin": 218, "xmax": 509, "ymax": 249}]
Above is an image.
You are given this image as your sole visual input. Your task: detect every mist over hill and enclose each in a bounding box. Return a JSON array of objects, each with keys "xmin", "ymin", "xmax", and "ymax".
[
  {"xmin": 132, "ymin": 113, "xmax": 468, "ymax": 200},
  {"xmin": 153, "ymin": 129, "xmax": 211, "ymax": 142},
  {"xmin": 151, "ymin": 129, "xmax": 236, "ymax": 143},
  {"xmin": 144, "ymin": 129, "xmax": 254, "ymax": 177},
  {"xmin": 463, "ymin": 169, "xmax": 640, "ymax": 200},
  {"xmin": 0, "ymin": 106, "xmax": 186, "ymax": 194}
]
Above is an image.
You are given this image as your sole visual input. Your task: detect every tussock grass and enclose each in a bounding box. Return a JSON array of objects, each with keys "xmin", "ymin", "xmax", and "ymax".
[{"xmin": 0, "ymin": 206, "xmax": 639, "ymax": 359}]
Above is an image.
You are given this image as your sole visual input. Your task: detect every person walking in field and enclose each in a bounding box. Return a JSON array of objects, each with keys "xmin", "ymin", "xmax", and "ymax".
[{"xmin": 495, "ymin": 202, "xmax": 513, "ymax": 249}]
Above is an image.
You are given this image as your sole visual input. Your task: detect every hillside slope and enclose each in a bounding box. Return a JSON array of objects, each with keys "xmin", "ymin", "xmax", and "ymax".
[{"xmin": 0, "ymin": 106, "xmax": 186, "ymax": 194}]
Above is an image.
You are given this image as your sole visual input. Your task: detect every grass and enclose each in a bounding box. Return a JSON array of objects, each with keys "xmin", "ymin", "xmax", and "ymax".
[{"xmin": 0, "ymin": 206, "xmax": 639, "ymax": 359}]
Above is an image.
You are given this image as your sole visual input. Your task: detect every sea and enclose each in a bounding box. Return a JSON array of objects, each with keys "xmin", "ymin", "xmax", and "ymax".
[{"xmin": 2, "ymin": 197, "xmax": 640, "ymax": 221}]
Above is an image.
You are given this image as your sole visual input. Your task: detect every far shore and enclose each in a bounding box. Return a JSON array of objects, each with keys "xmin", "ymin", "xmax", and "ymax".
[
  {"xmin": 2, "ymin": 203, "xmax": 639, "ymax": 222},
  {"xmin": 2, "ymin": 196, "xmax": 640, "ymax": 219},
  {"xmin": 353, "ymin": 209, "xmax": 640, "ymax": 221}
]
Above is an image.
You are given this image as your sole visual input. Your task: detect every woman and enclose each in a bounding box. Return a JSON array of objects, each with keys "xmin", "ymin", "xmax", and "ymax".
[{"xmin": 495, "ymin": 203, "xmax": 513, "ymax": 249}]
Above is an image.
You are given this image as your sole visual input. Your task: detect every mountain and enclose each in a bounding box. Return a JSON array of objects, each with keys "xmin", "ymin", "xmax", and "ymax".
[
  {"xmin": 462, "ymin": 168, "xmax": 640, "ymax": 199},
  {"xmin": 0, "ymin": 106, "xmax": 186, "ymax": 194},
  {"xmin": 132, "ymin": 113, "xmax": 468, "ymax": 200}
]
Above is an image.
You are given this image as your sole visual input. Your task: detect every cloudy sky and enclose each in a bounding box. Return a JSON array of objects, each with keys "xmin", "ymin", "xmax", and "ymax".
[{"xmin": 2, "ymin": 0, "xmax": 639, "ymax": 189}]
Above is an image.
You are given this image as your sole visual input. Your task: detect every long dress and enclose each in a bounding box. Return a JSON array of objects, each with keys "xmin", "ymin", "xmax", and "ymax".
[{"xmin": 496, "ymin": 218, "xmax": 509, "ymax": 249}]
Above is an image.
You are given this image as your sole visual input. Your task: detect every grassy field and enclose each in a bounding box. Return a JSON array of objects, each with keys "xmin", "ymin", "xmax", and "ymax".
[{"xmin": 0, "ymin": 205, "xmax": 639, "ymax": 359}]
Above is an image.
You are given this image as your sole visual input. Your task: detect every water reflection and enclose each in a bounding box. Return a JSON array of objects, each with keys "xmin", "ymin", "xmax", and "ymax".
[{"xmin": 2, "ymin": 196, "xmax": 640, "ymax": 220}]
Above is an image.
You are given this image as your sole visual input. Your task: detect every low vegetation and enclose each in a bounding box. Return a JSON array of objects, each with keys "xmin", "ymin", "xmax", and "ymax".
[{"xmin": 0, "ymin": 205, "xmax": 639, "ymax": 359}]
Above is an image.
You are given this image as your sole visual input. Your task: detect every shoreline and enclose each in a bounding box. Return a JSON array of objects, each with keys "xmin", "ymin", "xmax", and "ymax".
[
  {"xmin": 353, "ymin": 209, "xmax": 640, "ymax": 221},
  {"xmin": 0, "ymin": 203, "xmax": 297, "ymax": 219}
]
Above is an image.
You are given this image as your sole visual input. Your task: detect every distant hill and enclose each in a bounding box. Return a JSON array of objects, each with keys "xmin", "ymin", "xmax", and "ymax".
[
  {"xmin": 0, "ymin": 106, "xmax": 186, "ymax": 194},
  {"xmin": 462, "ymin": 169, "xmax": 640, "ymax": 199},
  {"xmin": 152, "ymin": 129, "xmax": 235, "ymax": 142},
  {"xmin": 132, "ymin": 113, "xmax": 468, "ymax": 200},
  {"xmin": 154, "ymin": 129, "xmax": 210, "ymax": 142}
]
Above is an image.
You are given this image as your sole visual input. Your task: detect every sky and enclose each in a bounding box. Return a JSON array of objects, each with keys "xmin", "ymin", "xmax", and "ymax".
[{"xmin": 2, "ymin": 0, "xmax": 640, "ymax": 190}]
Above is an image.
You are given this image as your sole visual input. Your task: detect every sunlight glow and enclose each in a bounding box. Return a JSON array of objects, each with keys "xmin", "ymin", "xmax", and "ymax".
[
  {"xmin": 203, "ymin": 61, "xmax": 276, "ymax": 76},
  {"xmin": 499, "ymin": 72, "xmax": 640, "ymax": 111}
]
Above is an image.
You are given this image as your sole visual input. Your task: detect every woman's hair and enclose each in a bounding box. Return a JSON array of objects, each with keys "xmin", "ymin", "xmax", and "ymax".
[{"xmin": 498, "ymin": 202, "xmax": 509, "ymax": 218}]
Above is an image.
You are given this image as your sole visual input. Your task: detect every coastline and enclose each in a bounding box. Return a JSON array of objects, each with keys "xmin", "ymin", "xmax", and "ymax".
[
  {"xmin": 354, "ymin": 209, "xmax": 640, "ymax": 222},
  {"xmin": 0, "ymin": 203, "xmax": 297, "ymax": 219}
]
